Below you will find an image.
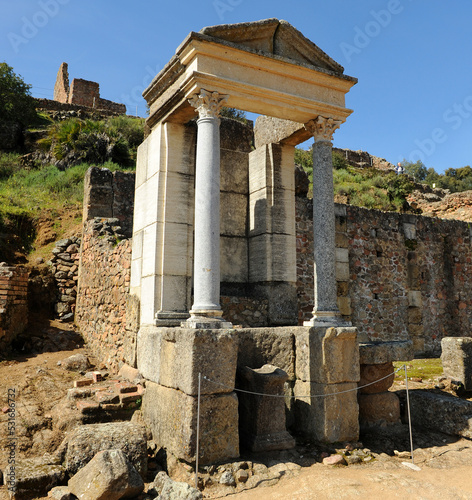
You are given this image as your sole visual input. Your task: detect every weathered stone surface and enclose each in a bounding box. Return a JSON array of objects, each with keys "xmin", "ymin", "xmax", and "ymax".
[
  {"xmin": 3, "ymin": 459, "xmax": 65, "ymax": 499},
  {"xmin": 68, "ymin": 449, "xmax": 144, "ymax": 500},
  {"xmin": 237, "ymin": 327, "xmax": 296, "ymax": 380},
  {"xmin": 294, "ymin": 380, "xmax": 359, "ymax": 442},
  {"xmin": 408, "ymin": 390, "xmax": 472, "ymax": 438},
  {"xmin": 48, "ymin": 486, "xmax": 72, "ymax": 499},
  {"xmin": 142, "ymin": 381, "xmax": 239, "ymax": 464},
  {"xmin": 62, "ymin": 353, "xmax": 90, "ymax": 371},
  {"xmin": 441, "ymin": 337, "xmax": 472, "ymax": 391},
  {"xmin": 323, "ymin": 454, "xmax": 347, "ymax": 466},
  {"xmin": 63, "ymin": 421, "xmax": 147, "ymax": 477},
  {"xmin": 238, "ymin": 365, "xmax": 295, "ymax": 452},
  {"xmin": 359, "ymin": 362, "xmax": 395, "ymax": 394},
  {"xmin": 254, "ymin": 115, "xmax": 305, "ymax": 149},
  {"xmin": 160, "ymin": 477, "xmax": 203, "ymax": 499},
  {"xmin": 358, "ymin": 391, "xmax": 400, "ymax": 424},
  {"xmin": 118, "ymin": 363, "xmax": 142, "ymax": 384},
  {"xmin": 138, "ymin": 327, "xmax": 238, "ymax": 395},
  {"xmin": 359, "ymin": 340, "xmax": 414, "ymax": 365},
  {"xmin": 295, "ymin": 327, "xmax": 359, "ymax": 384}
]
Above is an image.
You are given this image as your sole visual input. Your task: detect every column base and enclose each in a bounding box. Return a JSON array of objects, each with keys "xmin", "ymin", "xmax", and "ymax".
[
  {"xmin": 303, "ymin": 310, "xmax": 352, "ymax": 328},
  {"xmin": 154, "ymin": 311, "xmax": 190, "ymax": 327},
  {"xmin": 183, "ymin": 310, "xmax": 233, "ymax": 329}
]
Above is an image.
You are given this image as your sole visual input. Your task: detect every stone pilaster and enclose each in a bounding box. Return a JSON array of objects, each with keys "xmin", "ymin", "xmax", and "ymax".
[
  {"xmin": 185, "ymin": 90, "xmax": 232, "ymax": 329},
  {"xmin": 303, "ymin": 116, "xmax": 350, "ymax": 327}
]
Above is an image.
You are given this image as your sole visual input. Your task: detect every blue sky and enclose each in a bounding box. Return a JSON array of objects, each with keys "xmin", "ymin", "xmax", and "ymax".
[{"xmin": 1, "ymin": 0, "xmax": 471, "ymax": 173}]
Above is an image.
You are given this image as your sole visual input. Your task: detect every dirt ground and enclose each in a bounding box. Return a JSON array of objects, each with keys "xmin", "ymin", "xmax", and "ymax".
[{"xmin": 1, "ymin": 322, "xmax": 472, "ymax": 500}]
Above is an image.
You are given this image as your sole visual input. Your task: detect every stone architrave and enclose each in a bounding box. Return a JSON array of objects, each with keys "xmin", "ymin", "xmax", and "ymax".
[
  {"xmin": 303, "ymin": 116, "xmax": 349, "ymax": 327},
  {"xmin": 185, "ymin": 89, "xmax": 232, "ymax": 329}
]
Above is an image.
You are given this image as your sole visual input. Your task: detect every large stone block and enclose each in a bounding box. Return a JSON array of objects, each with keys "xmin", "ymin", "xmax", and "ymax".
[
  {"xmin": 295, "ymin": 327, "xmax": 359, "ymax": 384},
  {"xmin": 137, "ymin": 325, "xmax": 162, "ymax": 382},
  {"xmin": 359, "ymin": 340, "xmax": 413, "ymax": 365},
  {"xmin": 159, "ymin": 328, "xmax": 237, "ymax": 395},
  {"xmin": 359, "ymin": 362, "xmax": 395, "ymax": 394},
  {"xmin": 237, "ymin": 327, "xmax": 296, "ymax": 380},
  {"xmin": 408, "ymin": 390, "xmax": 472, "ymax": 438},
  {"xmin": 441, "ymin": 337, "xmax": 472, "ymax": 391},
  {"xmin": 68, "ymin": 450, "xmax": 144, "ymax": 500},
  {"xmin": 142, "ymin": 381, "xmax": 239, "ymax": 464},
  {"xmin": 220, "ymin": 236, "xmax": 248, "ymax": 283},
  {"xmin": 220, "ymin": 192, "xmax": 247, "ymax": 237},
  {"xmin": 293, "ymin": 380, "xmax": 359, "ymax": 443},
  {"xmin": 63, "ymin": 422, "xmax": 147, "ymax": 478},
  {"xmin": 221, "ymin": 149, "xmax": 249, "ymax": 194},
  {"xmin": 138, "ymin": 327, "xmax": 238, "ymax": 395},
  {"xmin": 358, "ymin": 391, "xmax": 400, "ymax": 425},
  {"xmin": 249, "ymin": 187, "xmax": 295, "ymax": 236},
  {"xmin": 82, "ymin": 167, "xmax": 114, "ymax": 222},
  {"xmin": 249, "ymin": 234, "xmax": 296, "ymax": 283},
  {"xmin": 250, "ymin": 283, "xmax": 298, "ymax": 326}
]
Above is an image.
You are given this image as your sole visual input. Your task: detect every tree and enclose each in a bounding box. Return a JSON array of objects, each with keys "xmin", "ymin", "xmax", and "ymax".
[
  {"xmin": 401, "ymin": 159, "xmax": 427, "ymax": 182},
  {"xmin": 0, "ymin": 62, "xmax": 36, "ymax": 127},
  {"xmin": 219, "ymin": 107, "xmax": 249, "ymax": 124}
]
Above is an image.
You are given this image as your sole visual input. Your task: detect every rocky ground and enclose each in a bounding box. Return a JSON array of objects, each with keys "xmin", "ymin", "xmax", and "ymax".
[{"xmin": 1, "ymin": 321, "xmax": 472, "ymax": 499}]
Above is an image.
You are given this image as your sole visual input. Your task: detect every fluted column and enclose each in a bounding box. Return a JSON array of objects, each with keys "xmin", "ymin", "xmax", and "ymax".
[
  {"xmin": 304, "ymin": 116, "xmax": 350, "ymax": 327},
  {"xmin": 185, "ymin": 89, "xmax": 232, "ymax": 329}
]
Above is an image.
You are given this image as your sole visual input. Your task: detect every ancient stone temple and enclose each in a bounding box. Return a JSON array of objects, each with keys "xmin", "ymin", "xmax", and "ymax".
[{"xmin": 131, "ymin": 18, "xmax": 360, "ymax": 464}]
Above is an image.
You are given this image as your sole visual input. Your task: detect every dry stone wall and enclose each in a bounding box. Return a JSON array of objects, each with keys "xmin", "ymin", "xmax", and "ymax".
[{"xmin": 0, "ymin": 265, "xmax": 29, "ymax": 351}]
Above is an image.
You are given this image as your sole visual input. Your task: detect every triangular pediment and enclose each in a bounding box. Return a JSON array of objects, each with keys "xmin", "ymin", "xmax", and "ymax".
[{"xmin": 200, "ymin": 18, "xmax": 345, "ymax": 75}]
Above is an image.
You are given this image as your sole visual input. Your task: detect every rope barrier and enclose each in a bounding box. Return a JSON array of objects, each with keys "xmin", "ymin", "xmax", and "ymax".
[{"xmin": 202, "ymin": 364, "xmax": 405, "ymax": 399}]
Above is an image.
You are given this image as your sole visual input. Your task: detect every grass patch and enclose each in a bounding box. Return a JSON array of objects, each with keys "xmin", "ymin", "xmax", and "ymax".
[{"xmin": 393, "ymin": 358, "xmax": 443, "ymax": 381}]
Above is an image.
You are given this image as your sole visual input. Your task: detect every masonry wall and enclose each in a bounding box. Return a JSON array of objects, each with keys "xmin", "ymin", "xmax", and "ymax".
[
  {"xmin": 0, "ymin": 265, "xmax": 29, "ymax": 351},
  {"xmin": 75, "ymin": 219, "xmax": 132, "ymax": 371},
  {"xmin": 296, "ymin": 199, "xmax": 472, "ymax": 356}
]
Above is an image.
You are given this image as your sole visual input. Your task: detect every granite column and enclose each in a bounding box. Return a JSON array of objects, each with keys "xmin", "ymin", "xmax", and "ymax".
[{"xmin": 304, "ymin": 116, "xmax": 349, "ymax": 327}]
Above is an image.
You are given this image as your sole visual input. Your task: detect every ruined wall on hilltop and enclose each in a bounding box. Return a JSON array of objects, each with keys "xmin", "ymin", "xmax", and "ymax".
[{"xmin": 52, "ymin": 62, "xmax": 126, "ymax": 114}]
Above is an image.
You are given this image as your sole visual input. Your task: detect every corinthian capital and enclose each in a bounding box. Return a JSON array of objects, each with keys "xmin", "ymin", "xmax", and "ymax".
[
  {"xmin": 189, "ymin": 89, "xmax": 228, "ymax": 119},
  {"xmin": 304, "ymin": 116, "xmax": 342, "ymax": 142}
]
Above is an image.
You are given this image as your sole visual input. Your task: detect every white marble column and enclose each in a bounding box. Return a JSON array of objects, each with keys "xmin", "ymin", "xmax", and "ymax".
[
  {"xmin": 185, "ymin": 89, "xmax": 232, "ymax": 329},
  {"xmin": 304, "ymin": 116, "xmax": 350, "ymax": 327}
]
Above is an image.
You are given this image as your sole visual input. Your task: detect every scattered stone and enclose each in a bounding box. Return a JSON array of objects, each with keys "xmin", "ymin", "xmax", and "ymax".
[
  {"xmin": 345, "ymin": 454, "xmax": 362, "ymax": 464},
  {"xmin": 62, "ymin": 353, "xmax": 90, "ymax": 371},
  {"xmin": 235, "ymin": 469, "xmax": 249, "ymax": 483},
  {"xmin": 60, "ymin": 313, "xmax": 74, "ymax": 322},
  {"xmin": 394, "ymin": 450, "xmax": 411, "ymax": 459},
  {"xmin": 68, "ymin": 449, "xmax": 144, "ymax": 500},
  {"xmin": 63, "ymin": 421, "xmax": 147, "ymax": 477},
  {"xmin": 160, "ymin": 478, "xmax": 203, "ymax": 500},
  {"xmin": 322, "ymin": 454, "xmax": 347, "ymax": 466},
  {"xmin": 119, "ymin": 363, "xmax": 142, "ymax": 384},
  {"xmin": 220, "ymin": 470, "xmax": 236, "ymax": 486},
  {"xmin": 4, "ymin": 459, "xmax": 65, "ymax": 499},
  {"xmin": 48, "ymin": 486, "xmax": 72, "ymax": 499}
]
